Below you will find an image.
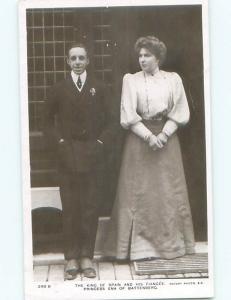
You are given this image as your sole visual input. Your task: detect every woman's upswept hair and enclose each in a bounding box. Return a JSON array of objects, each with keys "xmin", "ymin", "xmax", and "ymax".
[{"xmin": 134, "ymin": 36, "xmax": 167, "ymax": 66}]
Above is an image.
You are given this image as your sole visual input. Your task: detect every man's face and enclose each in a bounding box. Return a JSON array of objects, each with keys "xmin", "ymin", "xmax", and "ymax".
[{"xmin": 67, "ymin": 47, "xmax": 89, "ymax": 75}]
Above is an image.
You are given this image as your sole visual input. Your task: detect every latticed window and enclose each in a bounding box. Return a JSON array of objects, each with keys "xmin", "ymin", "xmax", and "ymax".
[
  {"xmin": 27, "ymin": 8, "xmax": 114, "ymax": 134},
  {"xmin": 27, "ymin": 8, "xmax": 120, "ymax": 187}
]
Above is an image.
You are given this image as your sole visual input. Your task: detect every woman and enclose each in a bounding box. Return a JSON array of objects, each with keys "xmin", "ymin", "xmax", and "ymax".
[{"xmin": 104, "ymin": 36, "xmax": 195, "ymax": 261}]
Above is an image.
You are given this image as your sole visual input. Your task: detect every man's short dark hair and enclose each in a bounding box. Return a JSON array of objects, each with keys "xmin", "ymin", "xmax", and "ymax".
[{"xmin": 65, "ymin": 42, "xmax": 89, "ymax": 58}]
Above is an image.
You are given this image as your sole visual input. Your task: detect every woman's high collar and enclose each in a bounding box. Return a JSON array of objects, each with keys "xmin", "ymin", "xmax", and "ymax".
[{"xmin": 143, "ymin": 68, "xmax": 161, "ymax": 78}]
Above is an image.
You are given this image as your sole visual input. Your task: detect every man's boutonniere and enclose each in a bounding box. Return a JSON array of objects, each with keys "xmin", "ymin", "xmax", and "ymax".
[{"xmin": 90, "ymin": 88, "xmax": 96, "ymax": 96}]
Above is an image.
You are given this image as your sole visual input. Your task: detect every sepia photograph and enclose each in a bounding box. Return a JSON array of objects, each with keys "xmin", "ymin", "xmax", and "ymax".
[{"xmin": 19, "ymin": 0, "xmax": 213, "ymax": 299}]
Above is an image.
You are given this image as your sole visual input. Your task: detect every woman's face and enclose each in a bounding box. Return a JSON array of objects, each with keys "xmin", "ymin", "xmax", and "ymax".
[{"xmin": 138, "ymin": 47, "xmax": 159, "ymax": 74}]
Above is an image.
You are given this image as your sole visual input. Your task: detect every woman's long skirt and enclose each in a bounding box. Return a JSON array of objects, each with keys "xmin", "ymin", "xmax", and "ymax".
[{"xmin": 103, "ymin": 121, "xmax": 195, "ymax": 260}]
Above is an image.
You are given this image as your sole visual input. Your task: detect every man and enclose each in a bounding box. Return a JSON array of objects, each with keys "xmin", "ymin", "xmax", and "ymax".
[{"xmin": 45, "ymin": 42, "xmax": 117, "ymax": 279}]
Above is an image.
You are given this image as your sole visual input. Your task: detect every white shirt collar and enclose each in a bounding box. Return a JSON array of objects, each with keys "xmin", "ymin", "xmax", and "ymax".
[{"xmin": 71, "ymin": 70, "xmax": 87, "ymax": 91}]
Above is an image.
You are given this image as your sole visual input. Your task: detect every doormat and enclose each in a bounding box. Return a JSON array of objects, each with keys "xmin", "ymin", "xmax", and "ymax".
[{"xmin": 133, "ymin": 253, "xmax": 208, "ymax": 276}]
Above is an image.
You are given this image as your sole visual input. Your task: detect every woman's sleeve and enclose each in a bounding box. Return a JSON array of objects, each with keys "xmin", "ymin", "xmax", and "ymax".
[
  {"xmin": 162, "ymin": 73, "xmax": 190, "ymax": 137},
  {"xmin": 120, "ymin": 74, "xmax": 153, "ymax": 141},
  {"xmin": 120, "ymin": 74, "xmax": 142, "ymax": 129}
]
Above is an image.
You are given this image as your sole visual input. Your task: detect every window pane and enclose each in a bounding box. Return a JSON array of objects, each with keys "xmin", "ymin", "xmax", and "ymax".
[
  {"xmin": 102, "ymin": 27, "xmax": 111, "ymax": 40},
  {"xmin": 64, "ymin": 27, "xmax": 74, "ymax": 41},
  {"xmin": 64, "ymin": 12, "xmax": 73, "ymax": 26},
  {"xmin": 44, "ymin": 12, "xmax": 53, "ymax": 26},
  {"xmin": 28, "ymin": 87, "xmax": 34, "ymax": 102},
  {"xmin": 27, "ymin": 28, "xmax": 33, "ymax": 42},
  {"xmin": 26, "ymin": 11, "xmax": 33, "ymax": 27},
  {"xmin": 35, "ymin": 58, "xmax": 44, "ymax": 71},
  {"xmin": 103, "ymin": 55, "xmax": 113, "ymax": 69},
  {"xmin": 27, "ymin": 43, "xmax": 33, "ymax": 57},
  {"xmin": 44, "ymin": 28, "xmax": 53, "ymax": 41},
  {"xmin": 34, "ymin": 87, "xmax": 44, "ymax": 101},
  {"xmin": 55, "ymin": 57, "xmax": 65, "ymax": 71},
  {"xmin": 55, "ymin": 43, "xmax": 64, "ymax": 56},
  {"xmin": 34, "ymin": 43, "xmax": 43, "ymax": 56},
  {"xmin": 54, "ymin": 12, "xmax": 63, "ymax": 25},
  {"xmin": 45, "ymin": 58, "xmax": 54, "ymax": 71},
  {"xmin": 28, "ymin": 73, "xmax": 34, "ymax": 87},
  {"xmin": 27, "ymin": 58, "xmax": 34, "ymax": 72},
  {"xmin": 34, "ymin": 12, "xmax": 43, "ymax": 26},
  {"xmin": 45, "ymin": 43, "xmax": 54, "ymax": 56},
  {"xmin": 34, "ymin": 28, "xmax": 43, "ymax": 41},
  {"xmin": 45, "ymin": 72, "xmax": 54, "ymax": 86},
  {"xmin": 35, "ymin": 72, "xmax": 45, "ymax": 86},
  {"xmin": 54, "ymin": 27, "xmax": 64, "ymax": 41}
]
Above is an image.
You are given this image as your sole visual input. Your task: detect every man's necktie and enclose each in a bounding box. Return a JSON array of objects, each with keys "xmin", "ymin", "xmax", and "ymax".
[{"xmin": 77, "ymin": 76, "xmax": 82, "ymax": 89}]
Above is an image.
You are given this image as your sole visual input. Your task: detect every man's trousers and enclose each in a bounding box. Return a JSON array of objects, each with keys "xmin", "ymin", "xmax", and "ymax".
[{"xmin": 59, "ymin": 171, "xmax": 102, "ymax": 260}]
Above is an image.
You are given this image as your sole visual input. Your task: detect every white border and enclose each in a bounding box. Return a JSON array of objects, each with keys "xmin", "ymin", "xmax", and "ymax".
[
  {"xmin": 19, "ymin": 0, "xmax": 213, "ymax": 299},
  {"xmin": 18, "ymin": 2, "xmax": 34, "ymax": 298},
  {"xmin": 20, "ymin": 0, "xmax": 204, "ymax": 9},
  {"xmin": 201, "ymin": 0, "xmax": 214, "ymax": 297}
]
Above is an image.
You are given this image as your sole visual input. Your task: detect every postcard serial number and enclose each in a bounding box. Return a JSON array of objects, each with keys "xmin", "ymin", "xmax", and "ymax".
[{"xmin": 37, "ymin": 284, "xmax": 51, "ymax": 288}]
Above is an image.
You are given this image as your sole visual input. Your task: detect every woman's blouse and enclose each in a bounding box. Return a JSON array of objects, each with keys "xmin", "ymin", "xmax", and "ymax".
[{"xmin": 120, "ymin": 70, "xmax": 190, "ymax": 138}]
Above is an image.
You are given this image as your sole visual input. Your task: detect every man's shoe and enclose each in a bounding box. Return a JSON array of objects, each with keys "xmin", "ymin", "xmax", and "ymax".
[
  {"xmin": 64, "ymin": 259, "xmax": 79, "ymax": 280},
  {"xmin": 80, "ymin": 257, "xmax": 96, "ymax": 278},
  {"xmin": 82, "ymin": 267, "xmax": 96, "ymax": 278}
]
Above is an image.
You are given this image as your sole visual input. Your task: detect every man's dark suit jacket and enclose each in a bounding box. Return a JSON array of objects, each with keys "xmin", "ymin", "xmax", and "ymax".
[{"xmin": 44, "ymin": 72, "xmax": 117, "ymax": 173}]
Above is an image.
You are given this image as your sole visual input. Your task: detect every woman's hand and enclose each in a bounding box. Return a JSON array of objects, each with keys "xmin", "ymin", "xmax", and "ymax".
[
  {"xmin": 157, "ymin": 132, "xmax": 168, "ymax": 147},
  {"xmin": 148, "ymin": 134, "xmax": 164, "ymax": 151}
]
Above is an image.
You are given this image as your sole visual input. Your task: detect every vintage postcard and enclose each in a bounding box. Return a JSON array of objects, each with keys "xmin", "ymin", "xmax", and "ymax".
[{"xmin": 19, "ymin": 0, "xmax": 213, "ymax": 299}]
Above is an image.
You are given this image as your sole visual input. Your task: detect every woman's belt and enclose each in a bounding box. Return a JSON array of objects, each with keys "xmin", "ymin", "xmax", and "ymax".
[{"xmin": 142, "ymin": 116, "xmax": 167, "ymax": 123}]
